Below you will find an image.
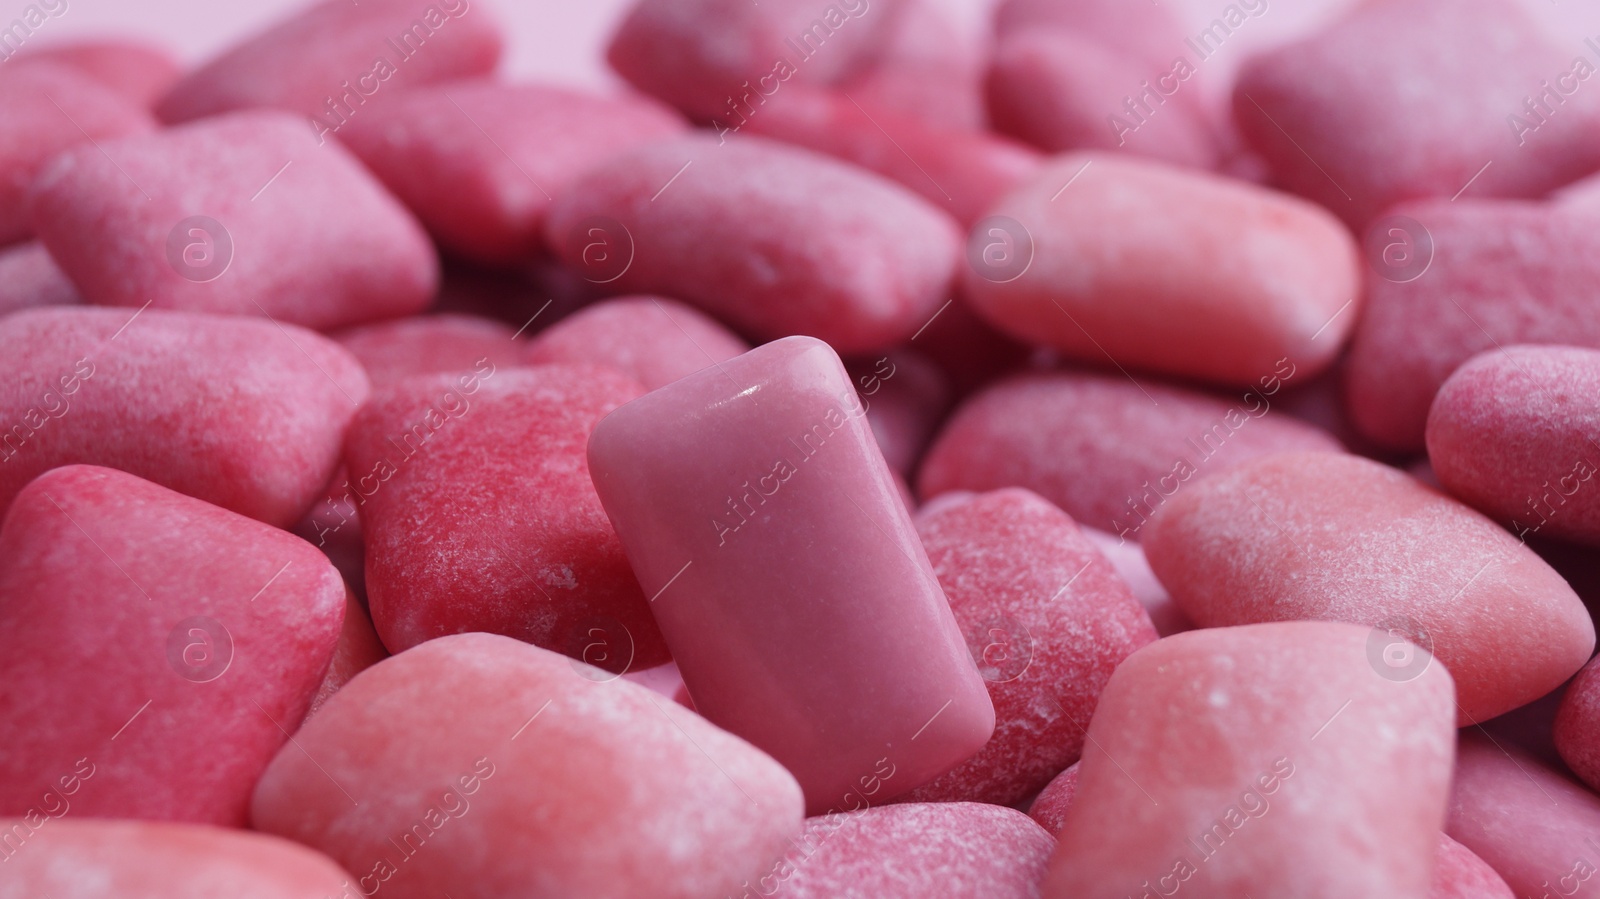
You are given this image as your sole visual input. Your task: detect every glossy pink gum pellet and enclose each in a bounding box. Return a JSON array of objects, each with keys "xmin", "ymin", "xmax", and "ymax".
[
  {"xmin": 1448, "ymin": 735, "xmax": 1600, "ymax": 899},
  {"xmin": 28, "ymin": 110, "xmax": 437, "ymax": 331},
  {"xmin": 846, "ymin": 349, "xmax": 950, "ymax": 477},
  {"xmin": 1427, "ymin": 345, "xmax": 1600, "ymax": 545},
  {"xmin": 0, "ymin": 818, "xmax": 353, "ymax": 897},
  {"xmin": 1028, "ymin": 762, "xmax": 1079, "ymax": 836},
  {"xmin": 0, "ymin": 242, "xmax": 78, "ymax": 315},
  {"xmin": 1345, "ymin": 201, "xmax": 1600, "ymax": 451},
  {"xmin": 0, "ymin": 307, "xmax": 368, "ymax": 528},
  {"xmin": 252, "ymin": 633, "xmax": 804, "ymax": 899},
  {"xmin": 523, "ymin": 296, "xmax": 751, "ymax": 391},
  {"xmin": 331, "ymin": 313, "xmax": 519, "ymax": 388},
  {"xmin": 345, "ymin": 365, "xmax": 669, "ymax": 669},
  {"xmin": 155, "ymin": 0, "xmax": 503, "ymax": 125},
  {"xmin": 0, "ymin": 466, "xmax": 346, "ymax": 825},
  {"xmin": 545, "ymin": 133, "xmax": 960, "ymax": 354},
  {"xmin": 1557, "ymin": 656, "xmax": 1600, "ymax": 792},
  {"xmin": 758, "ymin": 803, "xmax": 1054, "ymax": 899},
  {"xmin": 900, "ymin": 488, "xmax": 1156, "ymax": 806},
  {"xmin": 0, "ymin": 63, "xmax": 152, "ymax": 245},
  {"xmin": 964, "ymin": 152, "xmax": 1360, "ymax": 387},
  {"xmin": 1143, "ymin": 451, "xmax": 1594, "ymax": 725},
  {"xmin": 336, "ymin": 79, "xmax": 686, "ymax": 266},
  {"xmin": 1432, "ymin": 834, "xmax": 1516, "ymax": 899},
  {"xmin": 8, "ymin": 39, "xmax": 181, "ymax": 108},
  {"xmin": 917, "ymin": 370, "xmax": 1341, "ymax": 539},
  {"xmin": 588, "ymin": 336, "xmax": 994, "ymax": 814},
  {"xmin": 1045, "ymin": 621, "xmax": 1457, "ymax": 899}
]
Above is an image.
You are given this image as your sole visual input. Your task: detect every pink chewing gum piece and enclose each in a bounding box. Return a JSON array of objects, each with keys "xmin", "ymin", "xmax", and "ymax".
[
  {"xmin": 0, "ymin": 465, "xmax": 346, "ymax": 825},
  {"xmin": 917, "ymin": 370, "xmax": 1342, "ymax": 540},
  {"xmin": 1044, "ymin": 621, "xmax": 1457, "ymax": 899},
  {"xmin": 1427, "ymin": 345, "xmax": 1600, "ymax": 545},
  {"xmin": 306, "ymin": 590, "xmax": 389, "ymax": 718},
  {"xmin": 1142, "ymin": 451, "xmax": 1594, "ymax": 725},
  {"xmin": 0, "ymin": 63, "xmax": 152, "ymax": 245},
  {"xmin": 523, "ymin": 296, "xmax": 751, "ymax": 391},
  {"xmin": 252, "ymin": 633, "xmax": 804, "ymax": 899},
  {"xmin": 963, "ymin": 152, "xmax": 1360, "ymax": 387},
  {"xmin": 154, "ymin": 0, "xmax": 503, "ymax": 125},
  {"xmin": 0, "ymin": 241, "xmax": 78, "ymax": 315},
  {"xmin": 899, "ymin": 488, "xmax": 1157, "ymax": 806},
  {"xmin": 8, "ymin": 39, "xmax": 181, "ymax": 108},
  {"xmin": 331, "ymin": 313, "xmax": 520, "ymax": 388},
  {"xmin": 27, "ymin": 110, "xmax": 437, "ymax": 331},
  {"xmin": 1234, "ymin": 0, "xmax": 1600, "ymax": 228},
  {"xmin": 994, "ymin": 0, "xmax": 1191, "ymax": 72},
  {"xmin": 1433, "ymin": 833, "xmax": 1515, "ymax": 899},
  {"xmin": 1557, "ymin": 655, "xmax": 1600, "ymax": 792},
  {"xmin": 544, "ymin": 133, "xmax": 961, "ymax": 354},
  {"xmin": 846, "ymin": 349, "xmax": 950, "ymax": 477},
  {"xmin": 0, "ymin": 818, "xmax": 352, "ymax": 897},
  {"xmin": 755, "ymin": 802, "xmax": 1055, "ymax": 899},
  {"xmin": 832, "ymin": 0, "xmax": 988, "ymax": 131},
  {"xmin": 1448, "ymin": 734, "xmax": 1600, "ymax": 899},
  {"xmin": 0, "ymin": 307, "xmax": 368, "ymax": 528},
  {"xmin": 344, "ymin": 365, "xmax": 669, "ymax": 670},
  {"xmin": 1028, "ymin": 762, "xmax": 1079, "ymax": 836},
  {"xmin": 336, "ymin": 80, "xmax": 687, "ymax": 266},
  {"xmin": 1344, "ymin": 201, "xmax": 1600, "ymax": 451},
  {"xmin": 587, "ymin": 336, "xmax": 995, "ymax": 814}
]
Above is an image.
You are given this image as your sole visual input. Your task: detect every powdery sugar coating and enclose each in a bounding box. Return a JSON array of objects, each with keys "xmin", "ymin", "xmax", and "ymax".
[
  {"xmin": 252, "ymin": 633, "xmax": 804, "ymax": 899},
  {"xmin": 1430, "ymin": 834, "xmax": 1514, "ymax": 899},
  {"xmin": 1427, "ymin": 345, "xmax": 1600, "ymax": 545},
  {"xmin": 900, "ymin": 489, "xmax": 1156, "ymax": 806},
  {"xmin": 1045, "ymin": 621, "xmax": 1457, "ymax": 899},
  {"xmin": 1027, "ymin": 763, "xmax": 1079, "ymax": 836},
  {"xmin": 0, "ymin": 466, "xmax": 347, "ymax": 826},
  {"xmin": 1556, "ymin": 655, "xmax": 1600, "ymax": 792},
  {"xmin": 918, "ymin": 371, "xmax": 1341, "ymax": 538},
  {"xmin": 7, "ymin": 39, "xmax": 181, "ymax": 108},
  {"xmin": 523, "ymin": 296, "xmax": 750, "ymax": 391},
  {"xmin": 0, "ymin": 307, "xmax": 369, "ymax": 528},
  {"xmin": 545, "ymin": 134, "xmax": 961, "ymax": 354},
  {"xmin": 1142, "ymin": 451, "xmax": 1594, "ymax": 724},
  {"xmin": 0, "ymin": 242, "xmax": 79, "ymax": 315},
  {"xmin": 0, "ymin": 818, "xmax": 353, "ymax": 898},
  {"xmin": 332, "ymin": 313, "xmax": 519, "ymax": 388},
  {"xmin": 28, "ymin": 110, "xmax": 437, "ymax": 331},
  {"xmin": 337, "ymin": 80, "xmax": 686, "ymax": 266}
]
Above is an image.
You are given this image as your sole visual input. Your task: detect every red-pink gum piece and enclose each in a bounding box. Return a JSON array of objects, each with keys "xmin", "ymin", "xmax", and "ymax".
[
  {"xmin": 344, "ymin": 365, "xmax": 669, "ymax": 669},
  {"xmin": 898, "ymin": 488, "xmax": 1156, "ymax": 806},
  {"xmin": 1235, "ymin": 0, "xmax": 1600, "ymax": 228},
  {"xmin": 306, "ymin": 591, "xmax": 389, "ymax": 718},
  {"xmin": 8, "ymin": 39, "xmax": 181, "ymax": 108},
  {"xmin": 1044, "ymin": 621, "xmax": 1457, "ymax": 898},
  {"xmin": 336, "ymin": 79, "xmax": 686, "ymax": 266},
  {"xmin": 1557, "ymin": 656, "xmax": 1600, "ymax": 792},
  {"xmin": 154, "ymin": 0, "xmax": 503, "ymax": 125},
  {"xmin": 846, "ymin": 349, "xmax": 950, "ymax": 477},
  {"xmin": 0, "ymin": 818, "xmax": 353, "ymax": 897},
  {"xmin": 252, "ymin": 632, "xmax": 804, "ymax": 899},
  {"xmin": 0, "ymin": 63, "xmax": 152, "ymax": 245},
  {"xmin": 0, "ymin": 241, "xmax": 79, "ymax": 315},
  {"xmin": 917, "ymin": 370, "xmax": 1342, "ymax": 539},
  {"xmin": 1427, "ymin": 345, "xmax": 1600, "ymax": 545},
  {"xmin": 1142, "ymin": 451, "xmax": 1594, "ymax": 725},
  {"xmin": 331, "ymin": 313, "xmax": 519, "ymax": 388},
  {"xmin": 27, "ymin": 110, "xmax": 436, "ymax": 331},
  {"xmin": 0, "ymin": 465, "xmax": 346, "ymax": 825},
  {"xmin": 1344, "ymin": 201, "xmax": 1600, "ymax": 451},
  {"xmin": 1433, "ymin": 833, "xmax": 1516, "ymax": 899},
  {"xmin": 753, "ymin": 802, "xmax": 1054, "ymax": 898},
  {"xmin": 545, "ymin": 133, "xmax": 961, "ymax": 354},
  {"xmin": 523, "ymin": 296, "xmax": 750, "ymax": 391},
  {"xmin": 1448, "ymin": 734, "xmax": 1600, "ymax": 898},
  {"xmin": 588, "ymin": 336, "xmax": 994, "ymax": 814},
  {"xmin": 1027, "ymin": 762, "xmax": 1079, "ymax": 836},
  {"xmin": 963, "ymin": 152, "xmax": 1361, "ymax": 387},
  {"xmin": 0, "ymin": 307, "xmax": 369, "ymax": 528},
  {"xmin": 1080, "ymin": 527, "xmax": 1192, "ymax": 636}
]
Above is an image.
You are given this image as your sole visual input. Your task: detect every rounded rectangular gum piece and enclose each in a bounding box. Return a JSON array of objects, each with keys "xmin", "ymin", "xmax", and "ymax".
[{"xmin": 587, "ymin": 336, "xmax": 995, "ymax": 814}]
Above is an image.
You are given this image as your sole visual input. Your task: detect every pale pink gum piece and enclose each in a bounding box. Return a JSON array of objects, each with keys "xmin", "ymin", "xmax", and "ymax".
[
  {"xmin": 917, "ymin": 370, "xmax": 1341, "ymax": 539},
  {"xmin": 1557, "ymin": 655, "xmax": 1600, "ymax": 792},
  {"xmin": 0, "ymin": 307, "xmax": 369, "ymax": 528},
  {"xmin": 1235, "ymin": 0, "xmax": 1600, "ymax": 228},
  {"xmin": 963, "ymin": 152, "xmax": 1361, "ymax": 387},
  {"xmin": 0, "ymin": 241, "xmax": 79, "ymax": 315},
  {"xmin": 1448, "ymin": 734, "xmax": 1600, "ymax": 899},
  {"xmin": 0, "ymin": 818, "xmax": 353, "ymax": 897},
  {"xmin": 344, "ymin": 365, "xmax": 668, "ymax": 670},
  {"xmin": 1427, "ymin": 345, "xmax": 1600, "ymax": 545},
  {"xmin": 1345, "ymin": 200, "xmax": 1600, "ymax": 451},
  {"xmin": 1142, "ymin": 451, "xmax": 1594, "ymax": 725},
  {"xmin": 588, "ymin": 336, "xmax": 994, "ymax": 814},
  {"xmin": 847, "ymin": 349, "xmax": 950, "ymax": 476},
  {"xmin": 306, "ymin": 590, "xmax": 388, "ymax": 718},
  {"xmin": 0, "ymin": 466, "xmax": 346, "ymax": 825},
  {"xmin": 833, "ymin": 0, "xmax": 988, "ymax": 131},
  {"xmin": 899, "ymin": 488, "xmax": 1156, "ymax": 806},
  {"xmin": 544, "ymin": 133, "xmax": 961, "ymax": 354},
  {"xmin": 994, "ymin": 0, "xmax": 1192, "ymax": 73},
  {"xmin": 155, "ymin": 0, "xmax": 503, "ymax": 124},
  {"xmin": 755, "ymin": 802, "xmax": 1054, "ymax": 898},
  {"xmin": 28, "ymin": 110, "xmax": 437, "ymax": 331},
  {"xmin": 1432, "ymin": 833, "xmax": 1515, "ymax": 899},
  {"xmin": 1080, "ymin": 527, "xmax": 1192, "ymax": 636},
  {"xmin": 1028, "ymin": 762, "xmax": 1079, "ymax": 836},
  {"xmin": 251, "ymin": 632, "xmax": 804, "ymax": 899},
  {"xmin": 1044, "ymin": 621, "xmax": 1457, "ymax": 899},
  {"xmin": 523, "ymin": 296, "xmax": 750, "ymax": 391},
  {"xmin": 336, "ymin": 79, "xmax": 686, "ymax": 266},
  {"xmin": 8, "ymin": 39, "xmax": 181, "ymax": 108},
  {"xmin": 331, "ymin": 313, "xmax": 520, "ymax": 388}
]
